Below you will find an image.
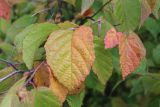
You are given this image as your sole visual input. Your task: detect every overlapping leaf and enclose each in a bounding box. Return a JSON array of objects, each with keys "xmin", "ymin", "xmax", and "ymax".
[
  {"xmin": 45, "ymin": 26, "xmax": 95, "ymax": 92},
  {"xmin": 119, "ymin": 33, "xmax": 146, "ymax": 79},
  {"xmin": 15, "ymin": 23, "xmax": 59, "ymax": 69},
  {"xmin": 33, "ymin": 62, "xmax": 68, "ymax": 103},
  {"xmin": 93, "ymin": 37, "xmax": 113, "ymax": 85},
  {"xmin": 104, "ymin": 28, "xmax": 122, "ymax": 49}
]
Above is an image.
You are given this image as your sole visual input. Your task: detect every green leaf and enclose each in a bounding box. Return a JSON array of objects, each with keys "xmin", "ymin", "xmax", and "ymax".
[
  {"xmin": 0, "ymin": 67, "xmax": 21, "ymax": 93},
  {"xmin": 81, "ymin": 0, "xmax": 94, "ymax": 14},
  {"xmin": 85, "ymin": 71, "xmax": 105, "ymax": 93},
  {"xmin": 152, "ymin": 44, "xmax": 160, "ymax": 65},
  {"xmin": 93, "ymin": 37, "xmax": 113, "ymax": 85},
  {"xmin": 114, "ymin": 0, "xmax": 141, "ymax": 32},
  {"xmin": 6, "ymin": 15, "xmax": 37, "ymax": 42},
  {"xmin": 67, "ymin": 91, "xmax": 85, "ymax": 107},
  {"xmin": 22, "ymin": 23, "xmax": 58, "ymax": 69},
  {"xmin": 0, "ymin": 18, "xmax": 11, "ymax": 34},
  {"xmin": 111, "ymin": 97, "xmax": 127, "ymax": 107},
  {"xmin": 144, "ymin": 17, "xmax": 160, "ymax": 39},
  {"xmin": 0, "ymin": 77, "xmax": 26, "ymax": 107},
  {"xmin": 0, "ymin": 43, "xmax": 16, "ymax": 56},
  {"xmin": 64, "ymin": 0, "xmax": 76, "ymax": 6},
  {"xmin": 133, "ymin": 58, "xmax": 147, "ymax": 74},
  {"xmin": 31, "ymin": 88, "xmax": 61, "ymax": 107},
  {"xmin": 0, "ymin": 81, "xmax": 61, "ymax": 107}
]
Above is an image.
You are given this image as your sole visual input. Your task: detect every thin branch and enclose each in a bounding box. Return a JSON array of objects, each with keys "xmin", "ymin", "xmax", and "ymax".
[
  {"xmin": 32, "ymin": 8, "xmax": 51, "ymax": 17},
  {"xmin": 23, "ymin": 61, "xmax": 45, "ymax": 87},
  {"xmin": 91, "ymin": 0, "xmax": 112, "ymax": 18},
  {"xmin": 0, "ymin": 58, "xmax": 18, "ymax": 70},
  {"xmin": 0, "ymin": 70, "xmax": 21, "ymax": 83}
]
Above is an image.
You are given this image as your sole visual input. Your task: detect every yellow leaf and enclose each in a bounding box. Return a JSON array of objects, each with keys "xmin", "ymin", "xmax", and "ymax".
[{"xmin": 45, "ymin": 26, "xmax": 95, "ymax": 92}]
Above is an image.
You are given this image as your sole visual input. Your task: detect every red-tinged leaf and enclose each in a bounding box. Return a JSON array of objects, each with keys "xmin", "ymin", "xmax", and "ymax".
[
  {"xmin": 119, "ymin": 33, "xmax": 146, "ymax": 79},
  {"xmin": 104, "ymin": 28, "xmax": 122, "ymax": 49},
  {"xmin": 0, "ymin": 0, "xmax": 10, "ymax": 20},
  {"xmin": 140, "ymin": 0, "xmax": 152, "ymax": 26}
]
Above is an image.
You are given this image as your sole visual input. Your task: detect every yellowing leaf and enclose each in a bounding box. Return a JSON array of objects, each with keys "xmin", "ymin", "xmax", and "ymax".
[
  {"xmin": 49, "ymin": 72, "xmax": 68, "ymax": 103},
  {"xmin": 140, "ymin": 0, "xmax": 152, "ymax": 26},
  {"xmin": 104, "ymin": 28, "xmax": 122, "ymax": 49},
  {"xmin": 45, "ymin": 26, "xmax": 95, "ymax": 92},
  {"xmin": 119, "ymin": 33, "xmax": 146, "ymax": 79},
  {"xmin": 146, "ymin": 0, "xmax": 156, "ymax": 10},
  {"xmin": 33, "ymin": 62, "xmax": 50, "ymax": 87},
  {"xmin": 33, "ymin": 62, "xmax": 68, "ymax": 103}
]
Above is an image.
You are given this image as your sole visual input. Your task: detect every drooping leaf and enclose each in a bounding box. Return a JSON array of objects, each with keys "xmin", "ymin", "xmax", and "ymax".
[
  {"xmin": 104, "ymin": 28, "xmax": 122, "ymax": 49},
  {"xmin": 114, "ymin": 0, "xmax": 141, "ymax": 31},
  {"xmin": 0, "ymin": 0, "xmax": 10, "ymax": 20},
  {"xmin": 119, "ymin": 32, "xmax": 146, "ymax": 79},
  {"xmin": 6, "ymin": 15, "xmax": 37, "ymax": 42},
  {"xmin": 21, "ymin": 23, "xmax": 58, "ymax": 69},
  {"xmin": 45, "ymin": 26, "xmax": 95, "ymax": 92},
  {"xmin": 93, "ymin": 37, "xmax": 113, "ymax": 85},
  {"xmin": 67, "ymin": 91, "xmax": 85, "ymax": 107},
  {"xmin": 140, "ymin": 0, "xmax": 152, "ymax": 26},
  {"xmin": 81, "ymin": 0, "xmax": 94, "ymax": 14},
  {"xmin": 33, "ymin": 62, "xmax": 68, "ymax": 103}
]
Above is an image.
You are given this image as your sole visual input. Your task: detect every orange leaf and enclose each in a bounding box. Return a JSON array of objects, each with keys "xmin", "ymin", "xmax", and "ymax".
[
  {"xmin": 104, "ymin": 28, "xmax": 122, "ymax": 49},
  {"xmin": 33, "ymin": 62, "xmax": 68, "ymax": 103},
  {"xmin": 119, "ymin": 33, "xmax": 146, "ymax": 79},
  {"xmin": 0, "ymin": 0, "xmax": 10, "ymax": 20}
]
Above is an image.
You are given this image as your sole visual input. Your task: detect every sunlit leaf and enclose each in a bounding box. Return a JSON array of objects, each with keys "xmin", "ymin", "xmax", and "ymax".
[
  {"xmin": 119, "ymin": 32, "xmax": 146, "ymax": 79},
  {"xmin": 45, "ymin": 26, "xmax": 95, "ymax": 92}
]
